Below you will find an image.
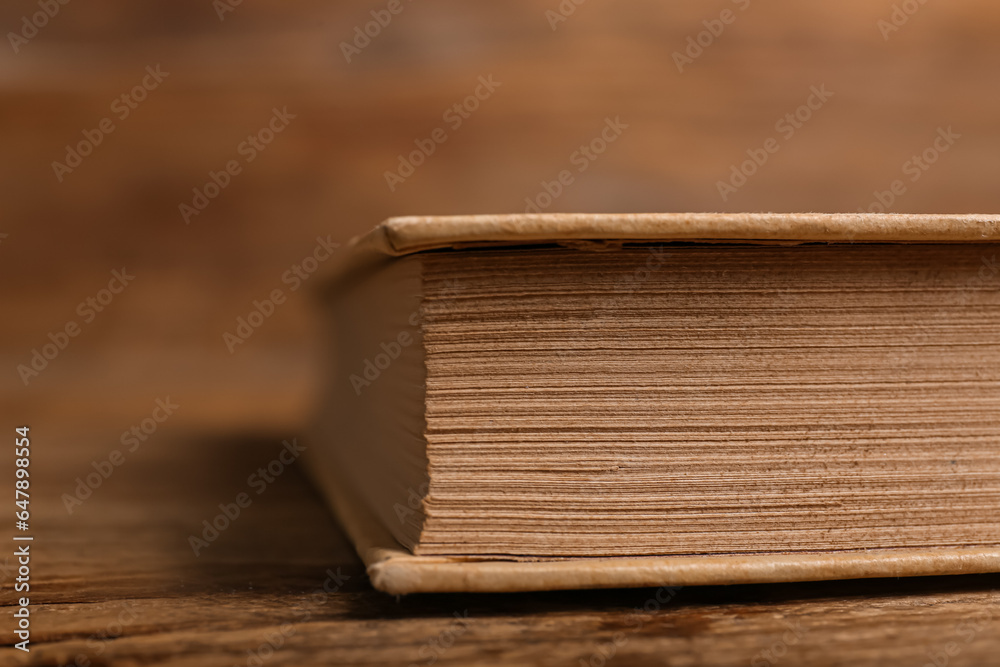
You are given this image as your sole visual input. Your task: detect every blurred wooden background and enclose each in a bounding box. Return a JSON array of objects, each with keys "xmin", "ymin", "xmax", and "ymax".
[{"xmin": 2, "ymin": 0, "xmax": 1000, "ymax": 432}]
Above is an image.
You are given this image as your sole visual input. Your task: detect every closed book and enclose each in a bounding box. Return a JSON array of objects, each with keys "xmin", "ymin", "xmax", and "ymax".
[{"xmin": 307, "ymin": 213, "xmax": 1000, "ymax": 594}]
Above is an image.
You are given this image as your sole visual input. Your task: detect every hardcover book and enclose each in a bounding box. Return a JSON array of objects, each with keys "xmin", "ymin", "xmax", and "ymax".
[{"xmin": 307, "ymin": 213, "xmax": 1000, "ymax": 594}]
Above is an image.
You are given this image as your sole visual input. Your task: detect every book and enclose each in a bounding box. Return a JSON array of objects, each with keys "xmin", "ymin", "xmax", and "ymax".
[{"xmin": 307, "ymin": 213, "xmax": 1000, "ymax": 594}]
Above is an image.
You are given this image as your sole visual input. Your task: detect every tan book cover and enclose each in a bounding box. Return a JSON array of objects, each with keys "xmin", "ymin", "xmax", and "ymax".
[{"xmin": 308, "ymin": 213, "xmax": 1000, "ymax": 595}]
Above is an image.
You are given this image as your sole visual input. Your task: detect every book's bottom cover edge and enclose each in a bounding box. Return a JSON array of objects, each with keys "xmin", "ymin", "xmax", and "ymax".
[
  {"xmin": 368, "ymin": 546, "xmax": 1000, "ymax": 595},
  {"xmin": 303, "ymin": 442, "xmax": 1000, "ymax": 595}
]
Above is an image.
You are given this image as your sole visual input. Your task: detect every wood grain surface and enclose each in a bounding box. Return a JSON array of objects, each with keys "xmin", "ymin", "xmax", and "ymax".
[{"xmin": 2, "ymin": 427, "xmax": 1000, "ymax": 667}]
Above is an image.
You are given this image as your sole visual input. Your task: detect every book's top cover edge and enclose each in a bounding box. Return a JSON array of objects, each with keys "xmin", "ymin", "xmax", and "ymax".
[
  {"xmin": 377, "ymin": 212, "xmax": 1000, "ymax": 254},
  {"xmin": 320, "ymin": 213, "xmax": 1000, "ymax": 294}
]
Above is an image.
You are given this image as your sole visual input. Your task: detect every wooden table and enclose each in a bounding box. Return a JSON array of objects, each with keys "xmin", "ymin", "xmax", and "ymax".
[{"xmin": 5, "ymin": 426, "xmax": 998, "ymax": 667}]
